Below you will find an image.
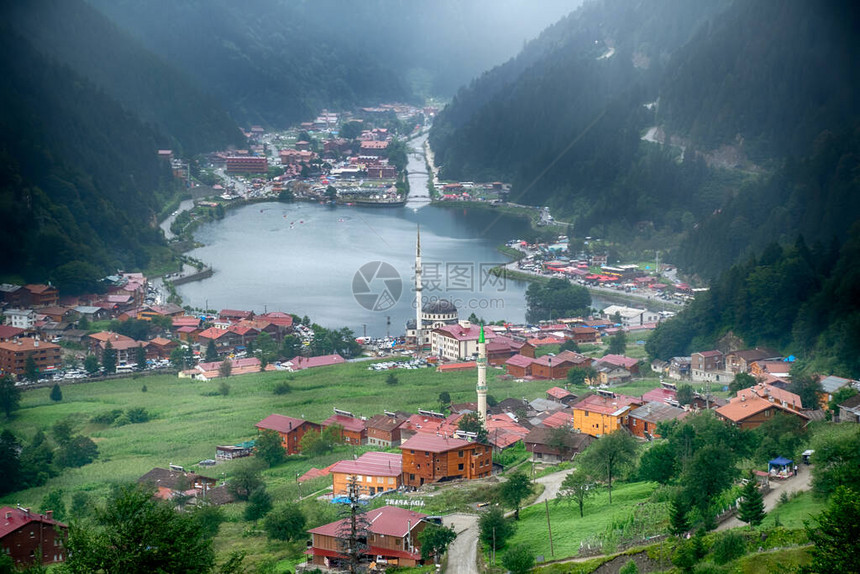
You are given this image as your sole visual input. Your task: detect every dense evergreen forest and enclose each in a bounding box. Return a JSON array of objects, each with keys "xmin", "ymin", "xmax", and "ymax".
[
  {"xmin": 0, "ymin": 0, "xmax": 245, "ymax": 287},
  {"xmin": 430, "ymin": 0, "xmax": 859, "ymax": 275},
  {"xmin": 0, "ymin": 29, "xmax": 171, "ymax": 288},
  {"xmin": 647, "ymin": 224, "xmax": 860, "ymax": 378}
]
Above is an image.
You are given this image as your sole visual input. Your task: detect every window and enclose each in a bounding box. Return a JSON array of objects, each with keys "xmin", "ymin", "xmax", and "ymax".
[
  {"xmin": 458, "ymin": 450, "xmax": 464, "ymax": 457},
  {"xmin": 458, "ymin": 464, "xmax": 464, "ymax": 471}
]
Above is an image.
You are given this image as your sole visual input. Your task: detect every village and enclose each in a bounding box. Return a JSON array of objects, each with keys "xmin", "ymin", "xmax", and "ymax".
[
  {"xmin": 3, "ymin": 254, "xmax": 860, "ymax": 571},
  {"xmin": 1, "ymin": 109, "xmax": 858, "ymax": 574}
]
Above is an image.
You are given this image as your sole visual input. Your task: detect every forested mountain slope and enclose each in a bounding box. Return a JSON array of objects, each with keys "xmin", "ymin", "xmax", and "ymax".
[
  {"xmin": 430, "ymin": 0, "xmax": 859, "ymax": 277},
  {"xmin": 0, "ymin": 29, "xmax": 173, "ymax": 288},
  {"xmin": 659, "ymin": 0, "xmax": 860, "ymax": 161},
  {"xmin": 6, "ymin": 0, "xmax": 244, "ymax": 155},
  {"xmin": 430, "ymin": 0, "xmax": 730, "ymax": 229},
  {"xmin": 647, "ymin": 222, "xmax": 860, "ymax": 378}
]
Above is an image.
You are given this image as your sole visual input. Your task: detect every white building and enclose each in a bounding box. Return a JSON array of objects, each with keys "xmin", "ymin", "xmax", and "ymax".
[
  {"xmin": 4, "ymin": 309, "xmax": 35, "ymax": 330},
  {"xmin": 602, "ymin": 305, "xmax": 660, "ymax": 327}
]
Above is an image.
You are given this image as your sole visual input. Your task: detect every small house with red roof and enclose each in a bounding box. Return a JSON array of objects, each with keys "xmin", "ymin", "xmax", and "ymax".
[
  {"xmin": 569, "ymin": 326, "xmax": 600, "ymax": 344},
  {"xmin": 329, "ymin": 452, "xmax": 402, "ymax": 496},
  {"xmin": 306, "ymin": 505, "xmax": 428, "ymax": 568},
  {"xmin": 256, "ymin": 414, "xmax": 321, "ymax": 455},
  {"xmin": 285, "ymin": 354, "xmax": 345, "ymax": 370},
  {"xmin": 218, "ymin": 309, "xmax": 254, "ymax": 322},
  {"xmin": 365, "ymin": 413, "xmax": 406, "ymax": 447},
  {"xmin": 505, "ymin": 353, "xmax": 534, "ymax": 378},
  {"xmin": 322, "ymin": 412, "xmax": 367, "ymax": 446},
  {"xmin": 0, "ymin": 506, "xmax": 67, "ymax": 567},
  {"xmin": 399, "ymin": 434, "xmax": 491, "ymax": 487},
  {"xmin": 715, "ymin": 383, "xmax": 808, "ymax": 430},
  {"xmin": 594, "ymin": 354, "xmax": 640, "ymax": 375},
  {"xmin": 546, "ymin": 386, "xmax": 575, "ymax": 404},
  {"xmin": 531, "ymin": 350, "xmax": 592, "ymax": 380}
]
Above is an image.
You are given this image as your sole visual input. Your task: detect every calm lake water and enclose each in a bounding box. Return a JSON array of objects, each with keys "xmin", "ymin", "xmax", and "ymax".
[{"xmin": 177, "ymin": 134, "xmax": 604, "ymax": 336}]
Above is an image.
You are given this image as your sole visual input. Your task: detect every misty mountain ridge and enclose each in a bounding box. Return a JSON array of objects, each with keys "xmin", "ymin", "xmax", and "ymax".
[{"xmin": 430, "ymin": 0, "xmax": 859, "ymax": 278}]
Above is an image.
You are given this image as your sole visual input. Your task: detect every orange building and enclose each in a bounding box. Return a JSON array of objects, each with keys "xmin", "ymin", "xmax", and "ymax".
[
  {"xmin": 329, "ymin": 452, "xmax": 402, "ymax": 496},
  {"xmin": 255, "ymin": 414, "xmax": 321, "ymax": 455},
  {"xmin": 571, "ymin": 392, "xmax": 641, "ymax": 437},
  {"xmin": 715, "ymin": 384, "xmax": 809, "ymax": 430},
  {"xmin": 399, "ymin": 434, "xmax": 491, "ymax": 488},
  {"xmin": 0, "ymin": 338, "xmax": 62, "ymax": 377}
]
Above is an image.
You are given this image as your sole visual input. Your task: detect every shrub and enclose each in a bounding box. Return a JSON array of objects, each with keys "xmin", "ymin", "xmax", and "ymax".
[
  {"xmin": 711, "ymin": 532, "xmax": 746, "ymax": 565},
  {"xmin": 90, "ymin": 409, "xmax": 123, "ymax": 425},
  {"xmin": 125, "ymin": 407, "xmax": 151, "ymax": 424},
  {"xmin": 273, "ymin": 382, "xmax": 292, "ymax": 395}
]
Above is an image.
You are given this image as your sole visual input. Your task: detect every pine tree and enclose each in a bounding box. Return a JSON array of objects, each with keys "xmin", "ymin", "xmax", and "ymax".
[
  {"xmin": 102, "ymin": 340, "xmax": 117, "ymax": 374},
  {"xmin": 205, "ymin": 340, "xmax": 219, "ymax": 362},
  {"xmin": 669, "ymin": 497, "xmax": 690, "ymax": 536},
  {"xmin": 738, "ymin": 478, "xmax": 765, "ymax": 527},
  {"xmin": 50, "ymin": 383, "xmax": 63, "ymax": 402}
]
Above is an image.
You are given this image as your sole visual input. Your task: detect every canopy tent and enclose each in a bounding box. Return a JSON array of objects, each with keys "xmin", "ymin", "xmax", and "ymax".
[{"xmin": 768, "ymin": 456, "xmax": 794, "ymax": 477}]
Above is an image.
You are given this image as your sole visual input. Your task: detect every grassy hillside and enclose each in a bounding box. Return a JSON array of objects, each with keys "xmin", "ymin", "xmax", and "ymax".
[{"xmin": 1, "ymin": 361, "xmax": 553, "ymax": 508}]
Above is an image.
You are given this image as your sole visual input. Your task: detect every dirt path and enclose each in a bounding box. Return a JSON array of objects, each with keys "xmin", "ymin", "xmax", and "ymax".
[
  {"xmin": 533, "ymin": 466, "xmax": 575, "ymax": 506},
  {"xmin": 443, "ymin": 513, "xmax": 480, "ymax": 574},
  {"xmin": 718, "ymin": 463, "xmax": 813, "ymax": 530}
]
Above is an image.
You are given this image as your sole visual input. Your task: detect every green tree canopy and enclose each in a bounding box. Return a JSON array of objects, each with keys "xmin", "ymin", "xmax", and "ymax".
[
  {"xmin": 607, "ymin": 329, "xmax": 627, "ymax": 356},
  {"xmin": 502, "ymin": 544, "xmax": 535, "ymax": 574},
  {"xmin": 498, "ymin": 472, "xmax": 534, "ymax": 520},
  {"xmin": 24, "ymin": 354, "xmax": 38, "ymax": 382},
  {"xmin": 102, "ymin": 340, "xmax": 117, "ymax": 374},
  {"xmin": 255, "ymin": 429, "xmax": 286, "ymax": 468},
  {"xmin": 0, "ymin": 376, "xmax": 22, "ymax": 418},
  {"xmin": 50, "ymin": 383, "xmax": 63, "ymax": 402},
  {"xmin": 418, "ymin": 523, "xmax": 457, "ymax": 561},
  {"xmin": 803, "ymin": 486, "xmax": 860, "ymax": 574},
  {"xmin": 810, "ymin": 424, "xmax": 860, "ymax": 497},
  {"xmin": 205, "ymin": 340, "xmax": 218, "ymax": 362},
  {"xmin": 737, "ymin": 477, "xmax": 765, "ymax": 527},
  {"xmin": 62, "ymin": 483, "xmax": 215, "ymax": 574},
  {"xmin": 567, "ymin": 366, "xmax": 596, "ymax": 386},
  {"xmin": 264, "ymin": 504, "xmax": 306, "ymax": 541},
  {"xmin": 478, "ymin": 506, "xmax": 514, "ymax": 549},
  {"xmin": 559, "ymin": 469, "xmax": 595, "ymax": 518},
  {"xmin": 457, "ymin": 412, "xmax": 488, "ymax": 444},
  {"xmin": 244, "ymin": 487, "xmax": 273, "ymax": 522},
  {"xmin": 580, "ymin": 430, "xmax": 639, "ymax": 503},
  {"xmin": 525, "ymin": 278, "xmax": 591, "ymax": 323}
]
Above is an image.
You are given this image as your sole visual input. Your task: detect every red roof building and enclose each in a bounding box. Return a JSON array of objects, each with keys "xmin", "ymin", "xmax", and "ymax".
[
  {"xmin": 595, "ymin": 354, "xmax": 640, "ymax": 374},
  {"xmin": 307, "ymin": 506, "xmax": 428, "ymax": 568},
  {"xmin": 530, "ymin": 350, "xmax": 592, "ymax": 380},
  {"xmin": 322, "ymin": 414, "xmax": 367, "ymax": 446},
  {"xmin": 329, "ymin": 452, "xmax": 402, "ymax": 496},
  {"xmin": 365, "ymin": 414, "xmax": 406, "ymax": 447},
  {"xmin": 0, "ymin": 506, "xmax": 67, "ymax": 567},
  {"xmin": 0, "ymin": 338, "xmax": 63, "ymax": 377},
  {"xmin": 286, "ymin": 354, "xmax": 346, "ymax": 370},
  {"xmin": 256, "ymin": 414, "xmax": 321, "ymax": 455},
  {"xmin": 505, "ymin": 353, "xmax": 534, "ymax": 378}
]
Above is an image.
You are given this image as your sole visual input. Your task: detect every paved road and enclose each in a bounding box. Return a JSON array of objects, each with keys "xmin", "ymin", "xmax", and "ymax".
[
  {"xmin": 718, "ymin": 464, "xmax": 813, "ymax": 530},
  {"xmin": 441, "ymin": 467, "xmax": 574, "ymax": 574},
  {"xmin": 443, "ymin": 513, "xmax": 479, "ymax": 574}
]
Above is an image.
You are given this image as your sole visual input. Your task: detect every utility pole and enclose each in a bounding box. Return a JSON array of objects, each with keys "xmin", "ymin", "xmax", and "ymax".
[{"xmin": 545, "ymin": 499, "xmax": 554, "ymax": 557}]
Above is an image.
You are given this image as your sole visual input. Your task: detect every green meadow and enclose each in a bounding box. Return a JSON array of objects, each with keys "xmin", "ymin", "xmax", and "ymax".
[{"xmin": 1, "ymin": 361, "xmax": 562, "ymax": 508}]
